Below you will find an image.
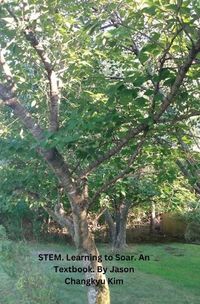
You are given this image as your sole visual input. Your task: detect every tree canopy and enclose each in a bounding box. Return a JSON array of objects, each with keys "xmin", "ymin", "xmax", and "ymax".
[{"xmin": 1, "ymin": 1, "xmax": 200, "ymax": 303}]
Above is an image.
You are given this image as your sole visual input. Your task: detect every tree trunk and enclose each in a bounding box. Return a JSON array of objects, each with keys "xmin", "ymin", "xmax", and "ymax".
[
  {"xmin": 104, "ymin": 209, "xmax": 116, "ymax": 247},
  {"xmin": 71, "ymin": 200, "xmax": 110, "ymax": 304},
  {"xmin": 104, "ymin": 201, "xmax": 130, "ymax": 251},
  {"xmin": 150, "ymin": 201, "xmax": 156, "ymax": 234},
  {"xmin": 44, "ymin": 198, "xmax": 110, "ymax": 304},
  {"xmin": 114, "ymin": 201, "xmax": 129, "ymax": 250},
  {"xmin": 83, "ymin": 248, "xmax": 110, "ymax": 304}
]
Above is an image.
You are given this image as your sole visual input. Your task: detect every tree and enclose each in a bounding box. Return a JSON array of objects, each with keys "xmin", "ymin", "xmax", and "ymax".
[{"xmin": 1, "ymin": 1, "xmax": 200, "ymax": 303}]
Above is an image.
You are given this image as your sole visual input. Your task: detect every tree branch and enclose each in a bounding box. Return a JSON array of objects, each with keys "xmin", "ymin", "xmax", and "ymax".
[
  {"xmin": 90, "ymin": 133, "xmax": 146, "ymax": 205},
  {"xmin": 43, "ymin": 206, "xmax": 75, "ymax": 238},
  {"xmin": 155, "ymin": 135, "xmax": 200, "ymax": 195},
  {"xmin": 5, "ymin": 6, "xmax": 60, "ymax": 133},
  {"xmin": 158, "ymin": 109, "xmax": 200, "ymax": 125},
  {"xmin": 176, "ymin": 159, "xmax": 200, "ymax": 195},
  {"xmin": 149, "ymin": 27, "xmax": 184, "ymax": 114},
  {"xmin": 24, "ymin": 29, "xmax": 60, "ymax": 132},
  {"xmin": 81, "ymin": 123, "xmax": 148, "ymax": 177},
  {"xmin": 13, "ymin": 189, "xmax": 75, "ymax": 237},
  {"xmin": 154, "ymin": 33, "xmax": 200, "ymax": 121},
  {"xmin": 81, "ymin": 32, "xmax": 200, "ymax": 177},
  {"xmin": 0, "ymin": 52, "xmax": 77, "ymax": 202}
]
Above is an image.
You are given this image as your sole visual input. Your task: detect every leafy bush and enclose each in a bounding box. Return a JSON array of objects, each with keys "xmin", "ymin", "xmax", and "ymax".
[
  {"xmin": 185, "ymin": 222, "xmax": 200, "ymax": 244},
  {"xmin": 0, "ymin": 240, "xmax": 30, "ymax": 277},
  {"xmin": 0, "ymin": 225, "xmax": 7, "ymax": 240},
  {"xmin": 16, "ymin": 269, "xmax": 58, "ymax": 304},
  {"xmin": 0, "ymin": 239, "xmax": 58, "ymax": 304},
  {"xmin": 185, "ymin": 202, "xmax": 200, "ymax": 225},
  {"xmin": 184, "ymin": 202, "xmax": 200, "ymax": 243},
  {"xmin": 0, "ymin": 201, "xmax": 47, "ymax": 241}
]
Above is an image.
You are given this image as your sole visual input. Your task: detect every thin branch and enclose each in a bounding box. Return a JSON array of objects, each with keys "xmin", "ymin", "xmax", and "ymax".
[
  {"xmin": 80, "ymin": 122, "xmax": 148, "ymax": 178},
  {"xmin": 172, "ymin": 110, "xmax": 200, "ymax": 123},
  {"xmin": 14, "ymin": 188, "xmax": 75, "ymax": 237},
  {"xmin": 81, "ymin": 33, "xmax": 200, "ymax": 177},
  {"xmin": 94, "ymin": 207, "xmax": 107, "ymax": 222},
  {"xmin": 5, "ymin": 7, "xmax": 60, "ymax": 133},
  {"xmin": 90, "ymin": 133, "xmax": 147, "ymax": 205},
  {"xmin": 154, "ymin": 32, "xmax": 200, "ymax": 121},
  {"xmin": 176, "ymin": 159, "xmax": 200, "ymax": 195},
  {"xmin": 177, "ymin": 15, "xmax": 195, "ymax": 46},
  {"xmin": 5, "ymin": 6, "xmax": 19, "ymax": 24},
  {"xmin": 100, "ymin": 22, "xmax": 121, "ymax": 30},
  {"xmin": 43, "ymin": 206, "xmax": 74, "ymax": 238},
  {"xmin": 155, "ymin": 135, "xmax": 200, "ymax": 195},
  {"xmin": 158, "ymin": 110, "xmax": 200, "ymax": 125},
  {"xmin": 150, "ymin": 27, "xmax": 184, "ymax": 114}
]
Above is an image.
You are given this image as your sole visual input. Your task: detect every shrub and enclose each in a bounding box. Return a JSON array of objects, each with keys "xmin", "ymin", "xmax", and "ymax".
[
  {"xmin": 0, "ymin": 239, "xmax": 58, "ymax": 304},
  {"xmin": 0, "ymin": 225, "xmax": 7, "ymax": 240},
  {"xmin": 184, "ymin": 202, "xmax": 200, "ymax": 243},
  {"xmin": 186, "ymin": 204, "xmax": 200, "ymax": 225},
  {"xmin": 16, "ymin": 269, "xmax": 57, "ymax": 304},
  {"xmin": 185, "ymin": 222, "xmax": 200, "ymax": 244}
]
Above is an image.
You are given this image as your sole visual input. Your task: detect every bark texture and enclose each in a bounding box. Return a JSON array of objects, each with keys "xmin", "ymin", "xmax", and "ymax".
[
  {"xmin": 104, "ymin": 201, "xmax": 131, "ymax": 250},
  {"xmin": 71, "ymin": 205, "xmax": 110, "ymax": 304}
]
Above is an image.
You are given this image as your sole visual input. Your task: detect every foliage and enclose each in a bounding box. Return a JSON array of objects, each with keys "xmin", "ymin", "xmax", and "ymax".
[
  {"xmin": 16, "ymin": 269, "xmax": 58, "ymax": 304},
  {"xmin": 185, "ymin": 222, "xmax": 200, "ymax": 243},
  {"xmin": 0, "ymin": 239, "xmax": 30, "ymax": 277},
  {"xmin": 1, "ymin": 2, "xmax": 200, "ymax": 303},
  {"xmin": 0, "ymin": 0, "xmax": 200, "ymax": 175},
  {"xmin": 0, "ymin": 225, "xmax": 7, "ymax": 240},
  {"xmin": 0, "ymin": 199, "xmax": 47, "ymax": 240},
  {"xmin": 0, "ymin": 0, "xmax": 200, "ymax": 258},
  {"xmin": 0, "ymin": 236, "xmax": 58, "ymax": 304},
  {"xmin": 185, "ymin": 201, "xmax": 200, "ymax": 224}
]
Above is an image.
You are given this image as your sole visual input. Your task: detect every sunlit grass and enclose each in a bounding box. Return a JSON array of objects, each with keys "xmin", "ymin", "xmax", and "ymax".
[{"xmin": 0, "ymin": 242, "xmax": 200, "ymax": 304}]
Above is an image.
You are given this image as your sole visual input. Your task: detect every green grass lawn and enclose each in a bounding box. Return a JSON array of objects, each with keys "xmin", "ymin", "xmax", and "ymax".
[{"xmin": 0, "ymin": 241, "xmax": 200, "ymax": 304}]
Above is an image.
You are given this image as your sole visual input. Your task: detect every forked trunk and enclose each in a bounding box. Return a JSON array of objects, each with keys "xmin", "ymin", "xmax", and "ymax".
[{"xmin": 104, "ymin": 201, "xmax": 130, "ymax": 251}]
